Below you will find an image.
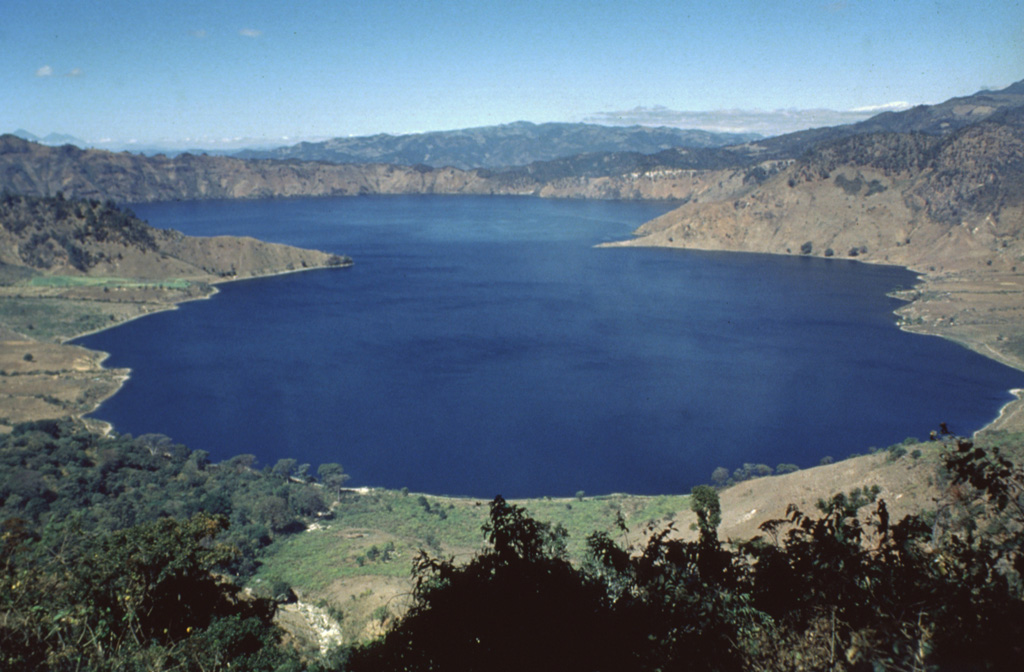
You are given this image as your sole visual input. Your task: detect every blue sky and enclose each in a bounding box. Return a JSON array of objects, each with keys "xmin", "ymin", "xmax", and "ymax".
[{"xmin": 2, "ymin": 0, "xmax": 1021, "ymax": 147}]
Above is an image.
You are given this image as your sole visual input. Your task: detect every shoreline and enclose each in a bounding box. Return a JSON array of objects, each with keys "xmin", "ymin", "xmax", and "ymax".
[
  {"xmin": 985, "ymin": 389, "xmax": 1024, "ymax": 435},
  {"xmin": 602, "ymin": 236, "xmax": 1024, "ymax": 435},
  {"xmin": 8, "ymin": 228, "xmax": 1022, "ymax": 443},
  {"xmin": 64, "ymin": 259, "xmax": 354, "ymax": 344},
  {"xmin": 70, "ymin": 262, "xmax": 354, "ymax": 426},
  {"xmin": 1, "ymin": 260, "xmax": 351, "ymax": 433}
]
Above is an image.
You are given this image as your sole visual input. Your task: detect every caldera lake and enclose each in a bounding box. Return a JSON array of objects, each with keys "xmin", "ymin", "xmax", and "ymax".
[{"xmin": 76, "ymin": 196, "xmax": 1024, "ymax": 498}]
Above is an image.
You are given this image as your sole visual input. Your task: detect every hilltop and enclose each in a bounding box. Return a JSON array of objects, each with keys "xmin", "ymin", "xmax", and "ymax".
[{"xmin": 0, "ymin": 194, "xmax": 350, "ymax": 281}]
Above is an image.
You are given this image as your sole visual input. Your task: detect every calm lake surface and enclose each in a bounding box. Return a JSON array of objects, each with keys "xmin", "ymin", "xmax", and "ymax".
[{"xmin": 77, "ymin": 196, "xmax": 1024, "ymax": 497}]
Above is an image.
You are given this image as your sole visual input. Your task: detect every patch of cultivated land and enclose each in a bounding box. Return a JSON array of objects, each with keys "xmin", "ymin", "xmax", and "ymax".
[
  {"xmin": 0, "ymin": 336, "xmax": 126, "ymax": 432},
  {"xmin": 0, "ymin": 279, "xmax": 215, "ymax": 432}
]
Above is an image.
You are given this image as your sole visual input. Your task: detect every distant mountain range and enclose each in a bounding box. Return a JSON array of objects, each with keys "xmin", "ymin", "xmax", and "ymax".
[
  {"xmin": 8, "ymin": 129, "xmax": 291, "ymax": 157},
  {"xmin": 233, "ymin": 122, "xmax": 761, "ymax": 169},
  {"xmin": 11, "ymin": 129, "xmax": 88, "ymax": 147},
  {"xmin": 2, "ymin": 79, "xmax": 1022, "ymax": 206},
  {"xmin": 514, "ymin": 80, "xmax": 1024, "ymax": 182}
]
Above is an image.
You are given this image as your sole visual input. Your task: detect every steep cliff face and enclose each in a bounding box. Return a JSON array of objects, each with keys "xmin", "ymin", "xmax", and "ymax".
[
  {"xmin": 0, "ymin": 134, "xmax": 799, "ymax": 203},
  {"xmin": 536, "ymin": 160, "xmax": 793, "ymax": 200},
  {"xmin": 0, "ymin": 137, "xmax": 514, "ymax": 203}
]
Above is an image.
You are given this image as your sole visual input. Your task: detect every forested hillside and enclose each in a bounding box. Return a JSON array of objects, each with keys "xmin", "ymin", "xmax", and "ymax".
[{"xmin": 0, "ymin": 420, "xmax": 341, "ymax": 669}]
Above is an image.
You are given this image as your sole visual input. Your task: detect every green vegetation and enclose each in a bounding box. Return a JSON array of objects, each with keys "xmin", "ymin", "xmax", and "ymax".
[
  {"xmin": 253, "ymin": 491, "xmax": 491, "ymax": 592},
  {"xmin": 834, "ymin": 172, "xmax": 888, "ymax": 197},
  {"xmin": 1, "ymin": 513, "xmax": 297, "ymax": 670},
  {"xmin": 348, "ymin": 440, "xmax": 1024, "ymax": 671},
  {"xmin": 254, "ymin": 490, "xmax": 691, "ymax": 594},
  {"xmin": 690, "ymin": 484, "xmax": 722, "ymax": 535},
  {"xmin": 2, "ymin": 419, "xmax": 1023, "ymax": 670},
  {"xmin": 0, "ymin": 421, "xmax": 340, "ymax": 578}
]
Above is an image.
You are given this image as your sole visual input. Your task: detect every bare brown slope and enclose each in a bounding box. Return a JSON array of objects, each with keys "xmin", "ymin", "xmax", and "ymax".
[{"xmin": 620, "ymin": 116, "xmax": 1024, "ymax": 273}]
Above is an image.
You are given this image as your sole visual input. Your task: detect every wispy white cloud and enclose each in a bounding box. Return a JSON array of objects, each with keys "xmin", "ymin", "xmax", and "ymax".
[
  {"xmin": 584, "ymin": 102, "xmax": 913, "ymax": 137},
  {"xmin": 850, "ymin": 101, "xmax": 912, "ymax": 113},
  {"xmin": 190, "ymin": 29, "xmax": 208, "ymax": 39},
  {"xmin": 239, "ymin": 28, "xmax": 262, "ymax": 38},
  {"xmin": 35, "ymin": 65, "xmax": 85, "ymax": 78}
]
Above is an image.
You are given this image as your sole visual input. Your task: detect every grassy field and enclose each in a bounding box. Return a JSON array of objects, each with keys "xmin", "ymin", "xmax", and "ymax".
[
  {"xmin": 251, "ymin": 487, "xmax": 691, "ymax": 644},
  {"xmin": 0, "ymin": 296, "xmax": 123, "ymax": 341},
  {"xmin": 253, "ymin": 489, "xmax": 690, "ymax": 596},
  {"xmin": 25, "ymin": 275, "xmax": 192, "ymax": 290},
  {"xmin": 0, "ymin": 277, "xmax": 207, "ymax": 341}
]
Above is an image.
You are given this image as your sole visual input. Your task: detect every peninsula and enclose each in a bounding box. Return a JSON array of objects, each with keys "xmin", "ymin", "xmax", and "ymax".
[
  {"xmin": 0, "ymin": 194, "xmax": 351, "ymax": 432},
  {"xmin": 602, "ymin": 105, "xmax": 1024, "ymax": 431}
]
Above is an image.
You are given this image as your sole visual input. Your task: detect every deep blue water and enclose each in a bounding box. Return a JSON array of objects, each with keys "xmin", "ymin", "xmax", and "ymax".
[{"xmin": 76, "ymin": 196, "xmax": 1024, "ymax": 498}]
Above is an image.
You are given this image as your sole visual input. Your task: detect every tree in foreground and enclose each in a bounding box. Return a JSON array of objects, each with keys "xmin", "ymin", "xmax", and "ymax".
[
  {"xmin": 347, "ymin": 435, "xmax": 1024, "ymax": 671},
  {"xmin": 348, "ymin": 496, "xmax": 627, "ymax": 672},
  {"xmin": 1, "ymin": 513, "xmax": 298, "ymax": 671}
]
